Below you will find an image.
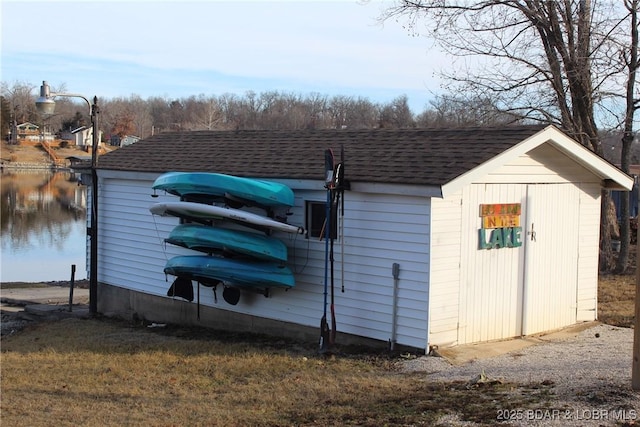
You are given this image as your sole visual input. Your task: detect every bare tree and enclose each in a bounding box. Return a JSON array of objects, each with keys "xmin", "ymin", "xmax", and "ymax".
[
  {"xmin": 0, "ymin": 81, "xmax": 39, "ymax": 126},
  {"xmin": 327, "ymin": 95, "xmax": 381, "ymax": 129},
  {"xmin": 346, "ymin": 97, "xmax": 380, "ymax": 129},
  {"xmin": 128, "ymin": 95, "xmax": 153, "ymax": 138},
  {"xmin": 380, "ymin": 0, "xmax": 639, "ymax": 272},
  {"xmin": 417, "ymin": 94, "xmax": 523, "ymax": 127},
  {"xmin": 379, "ymin": 95, "xmax": 415, "ymax": 128},
  {"xmin": 612, "ymin": 0, "xmax": 639, "ymax": 272},
  {"xmin": 304, "ymin": 92, "xmax": 330, "ymax": 129},
  {"xmin": 189, "ymin": 94, "xmax": 224, "ymax": 130},
  {"xmin": 1, "ymin": 96, "xmax": 12, "ymax": 142}
]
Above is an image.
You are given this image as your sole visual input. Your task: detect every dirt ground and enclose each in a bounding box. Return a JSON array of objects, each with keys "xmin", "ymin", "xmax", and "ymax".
[{"xmin": 1, "ymin": 139, "xmax": 111, "ymax": 165}]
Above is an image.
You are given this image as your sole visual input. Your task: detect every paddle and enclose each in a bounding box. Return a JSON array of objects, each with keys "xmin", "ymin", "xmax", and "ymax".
[
  {"xmin": 319, "ymin": 149, "xmax": 334, "ymax": 353},
  {"xmin": 329, "ymin": 158, "xmax": 345, "ymax": 346},
  {"xmin": 338, "ymin": 146, "xmax": 346, "ymax": 294},
  {"xmin": 329, "ymin": 195, "xmax": 337, "ymax": 346}
]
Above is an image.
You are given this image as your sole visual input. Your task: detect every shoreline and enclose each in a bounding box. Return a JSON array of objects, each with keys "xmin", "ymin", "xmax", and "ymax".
[{"xmin": 1, "ymin": 280, "xmax": 90, "ymax": 289}]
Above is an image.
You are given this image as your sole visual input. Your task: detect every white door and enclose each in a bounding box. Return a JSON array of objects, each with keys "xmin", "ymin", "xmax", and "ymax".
[
  {"xmin": 458, "ymin": 183, "xmax": 527, "ymax": 344},
  {"xmin": 522, "ymin": 184, "xmax": 579, "ymax": 335},
  {"xmin": 459, "ymin": 183, "xmax": 579, "ymax": 344}
]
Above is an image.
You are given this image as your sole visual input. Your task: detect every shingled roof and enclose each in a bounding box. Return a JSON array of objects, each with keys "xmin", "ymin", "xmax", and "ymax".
[{"xmin": 96, "ymin": 126, "xmax": 548, "ymax": 186}]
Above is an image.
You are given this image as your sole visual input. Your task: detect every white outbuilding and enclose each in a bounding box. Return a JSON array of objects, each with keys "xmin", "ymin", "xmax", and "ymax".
[{"xmin": 93, "ymin": 125, "xmax": 633, "ymax": 351}]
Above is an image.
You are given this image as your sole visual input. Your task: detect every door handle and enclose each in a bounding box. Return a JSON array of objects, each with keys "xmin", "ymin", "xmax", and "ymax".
[{"xmin": 528, "ymin": 223, "xmax": 536, "ymax": 242}]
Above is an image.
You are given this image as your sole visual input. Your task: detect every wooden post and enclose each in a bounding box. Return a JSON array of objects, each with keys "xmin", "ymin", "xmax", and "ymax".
[
  {"xmin": 633, "ymin": 183, "xmax": 640, "ymax": 389},
  {"xmin": 68, "ymin": 264, "xmax": 76, "ymax": 312}
]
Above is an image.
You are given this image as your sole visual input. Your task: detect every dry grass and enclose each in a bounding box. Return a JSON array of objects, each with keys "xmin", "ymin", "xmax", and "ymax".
[
  {"xmin": 1, "ymin": 275, "xmax": 635, "ymax": 426},
  {"xmin": 0, "ymin": 159, "xmax": 636, "ymax": 426},
  {"xmin": 598, "ymin": 273, "xmax": 637, "ymax": 327},
  {"xmin": 1, "ymin": 318, "xmax": 558, "ymax": 426}
]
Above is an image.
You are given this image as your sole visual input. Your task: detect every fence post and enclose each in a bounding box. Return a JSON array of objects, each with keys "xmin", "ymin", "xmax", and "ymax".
[{"xmin": 68, "ymin": 264, "xmax": 76, "ymax": 312}]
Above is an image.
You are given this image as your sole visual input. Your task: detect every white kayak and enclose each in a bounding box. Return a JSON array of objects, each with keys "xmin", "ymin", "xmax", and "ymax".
[{"xmin": 149, "ymin": 201, "xmax": 305, "ymax": 235}]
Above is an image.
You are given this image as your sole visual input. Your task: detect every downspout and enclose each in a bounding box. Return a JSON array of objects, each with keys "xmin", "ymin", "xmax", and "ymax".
[{"xmin": 390, "ymin": 262, "xmax": 400, "ymax": 351}]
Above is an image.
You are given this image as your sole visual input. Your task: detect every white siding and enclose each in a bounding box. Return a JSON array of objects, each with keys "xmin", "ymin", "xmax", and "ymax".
[
  {"xmin": 428, "ymin": 194, "xmax": 463, "ymax": 347},
  {"xmin": 522, "ymin": 184, "xmax": 579, "ymax": 335},
  {"xmin": 483, "ymin": 144, "xmax": 602, "ymax": 184},
  {"xmin": 576, "ymin": 183, "xmax": 601, "ymax": 321},
  {"xmin": 98, "ymin": 174, "xmax": 431, "ymax": 349}
]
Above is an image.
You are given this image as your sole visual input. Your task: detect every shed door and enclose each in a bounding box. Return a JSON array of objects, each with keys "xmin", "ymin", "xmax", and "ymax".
[
  {"xmin": 459, "ymin": 183, "xmax": 579, "ymax": 344},
  {"xmin": 522, "ymin": 184, "xmax": 579, "ymax": 335},
  {"xmin": 459, "ymin": 183, "xmax": 528, "ymax": 344}
]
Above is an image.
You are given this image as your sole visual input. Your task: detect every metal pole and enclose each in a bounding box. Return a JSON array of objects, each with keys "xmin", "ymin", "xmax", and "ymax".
[
  {"xmin": 89, "ymin": 96, "xmax": 99, "ymax": 314},
  {"xmin": 68, "ymin": 264, "xmax": 76, "ymax": 312},
  {"xmin": 35, "ymin": 82, "xmax": 99, "ymax": 313}
]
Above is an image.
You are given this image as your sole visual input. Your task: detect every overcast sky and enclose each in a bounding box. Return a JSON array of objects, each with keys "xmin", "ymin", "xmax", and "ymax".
[{"xmin": 1, "ymin": 0, "xmax": 448, "ymax": 112}]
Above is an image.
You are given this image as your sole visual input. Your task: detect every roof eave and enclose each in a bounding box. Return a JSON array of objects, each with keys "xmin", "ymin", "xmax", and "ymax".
[
  {"xmin": 604, "ymin": 179, "xmax": 633, "ymax": 191},
  {"xmin": 440, "ymin": 125, "xmax": 634, "ymax": 197},
  {"xmin": 545, "ymin": 130, "xmax": 634, "ymax": 191}
]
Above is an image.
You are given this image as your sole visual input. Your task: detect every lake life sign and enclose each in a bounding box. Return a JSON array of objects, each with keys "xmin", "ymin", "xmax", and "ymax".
[{"xmin": 479, "ymin": 203, "xmax": 523, "ymax": 250}]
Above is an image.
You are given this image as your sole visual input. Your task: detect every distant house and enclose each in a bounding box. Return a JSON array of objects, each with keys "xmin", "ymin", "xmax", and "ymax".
[
  {"xmin": 16, "ymin": 122, "xmax": 54, "ymax": 142},
  {"xmin": 71, "ymin": 126, "xmax": 103, "ymax": 150},
  {"xmin": 92, "ymin": 126, "xmax": 632, "ymax": 351}
]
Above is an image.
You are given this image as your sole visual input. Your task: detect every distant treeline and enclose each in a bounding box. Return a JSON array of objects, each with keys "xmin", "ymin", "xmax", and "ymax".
[{"xmin": 2, "ymin": 81, "xmax": 520, "ymax": 142}]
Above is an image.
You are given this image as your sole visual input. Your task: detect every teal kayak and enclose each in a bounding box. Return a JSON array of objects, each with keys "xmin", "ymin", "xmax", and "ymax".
[
  {"xmin": 165, "ymin": 224, "xmax": 288, "ymax": 263},
  {"xmin": 164, "ymin": 255, "xmax": 295, "ymax": 289},
  {"xmin": 153, "ymin": 172, "xmax": 295, "ymax": 208}
]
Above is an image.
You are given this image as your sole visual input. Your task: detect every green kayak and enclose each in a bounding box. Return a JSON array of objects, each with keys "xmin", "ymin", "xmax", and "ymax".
[{"xmin": 165, "ymin": 224, "xmax": 288, "ymax": 263}]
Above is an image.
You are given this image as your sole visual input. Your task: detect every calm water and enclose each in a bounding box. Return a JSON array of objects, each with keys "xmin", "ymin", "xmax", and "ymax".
[{"xmin": 1, "ymin": 169, "xmax": 88, "ymax": 282}]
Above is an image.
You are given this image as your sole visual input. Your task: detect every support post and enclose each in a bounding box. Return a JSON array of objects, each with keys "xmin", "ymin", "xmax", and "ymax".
[
  {"xmin": 89, "ymin": 96, "xmax": 99, "ymax": 314},
  {"xmin": 35, "ymin": 82, "xmax": 100, "ymax": 314},
  {"xmin": 68, "ymin": 264, "xmax": 76, "ymax": 312},
  {"xmin": 633, "ymin": 182, "xmax": 640, "ymax": 390}
]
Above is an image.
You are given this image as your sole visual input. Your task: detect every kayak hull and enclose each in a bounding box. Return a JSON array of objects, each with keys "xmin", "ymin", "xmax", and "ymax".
[{"xmin": 164, "ymin": 255, "xmax": 295, "ymax": 289}]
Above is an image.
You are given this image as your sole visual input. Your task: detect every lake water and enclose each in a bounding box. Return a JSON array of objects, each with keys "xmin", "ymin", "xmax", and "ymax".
[{"xmin": 1, "ymin": 169, "xmax": 88, "ymax": 283}]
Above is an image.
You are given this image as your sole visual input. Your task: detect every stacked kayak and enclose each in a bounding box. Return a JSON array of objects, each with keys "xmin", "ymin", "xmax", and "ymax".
[
  {"xmin": 165, "ymin": 224, "xmax": 288, "ymax": 263},
  {"xmin": 150, "ymin": 171, "xmax": 303, "ymax": 304},
  {"xmin": 152, "ymin": 171, "xmax": 295, "ymax": 208},
  {"xmin": 149, "ymin": 201, "xmax": 304, "ymax": 235},
  {"xmin": 164, "ymin": 256, "xmax": 295, "ymax": 290}
]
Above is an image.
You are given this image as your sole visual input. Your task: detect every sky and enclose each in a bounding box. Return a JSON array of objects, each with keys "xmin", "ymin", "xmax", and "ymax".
[{"xmin": 0, "ymin": 0, "xmax": 447, "ymax": 113}]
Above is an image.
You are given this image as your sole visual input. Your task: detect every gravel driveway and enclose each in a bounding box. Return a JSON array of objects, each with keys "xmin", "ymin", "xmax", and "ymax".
[{"xmin": 399, "ymin": 323, "xmax": 639, "ymax": 426}]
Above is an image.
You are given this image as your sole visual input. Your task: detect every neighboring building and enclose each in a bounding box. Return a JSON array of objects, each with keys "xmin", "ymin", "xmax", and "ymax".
[
  {"xmin": 16, "ymin": 122, "xmax": 54, "ymax": 142},
  {"xmin": 71, "ymin": 126, "xmax": 103, "ymax": 150},
  {"xmin": 92, "ymin": 126, "xmax": 633, "ymax": 351}
]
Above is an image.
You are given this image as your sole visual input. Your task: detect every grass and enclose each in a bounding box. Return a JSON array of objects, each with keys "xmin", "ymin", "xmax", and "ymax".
[
  {"xmin": 598, "ymin": 273, "xmax": 636, "ymax": 327},
  {"xmin": 1, "ymin": 275, "xmax": 636, "ymax": 426},
  {"xmin": 1, "ymin": 320, "xmax": 559, "ymax": 426}
]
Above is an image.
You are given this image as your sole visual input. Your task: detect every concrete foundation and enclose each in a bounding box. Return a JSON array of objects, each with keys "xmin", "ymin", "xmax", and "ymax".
[{"xmin": 97, "ymin": 283, "xmax": 392, "ymax": 351}]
